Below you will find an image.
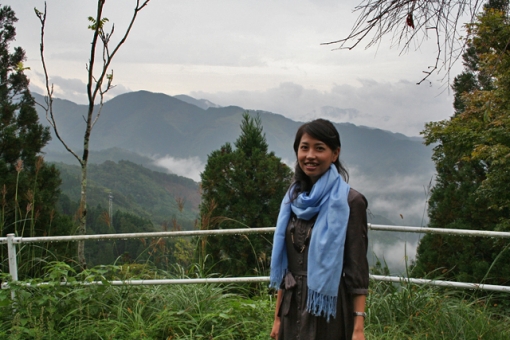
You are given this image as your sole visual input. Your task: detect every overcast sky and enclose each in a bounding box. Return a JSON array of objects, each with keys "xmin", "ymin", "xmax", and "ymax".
[{"xmin": 5, "ymin": 0, "xmax": 464, "ymax": 136}]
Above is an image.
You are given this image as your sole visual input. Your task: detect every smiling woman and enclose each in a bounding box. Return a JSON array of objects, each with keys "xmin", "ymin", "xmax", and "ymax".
[{"xmin": 270, "ymin": 119, "xmax": 369, "ymax": 340}]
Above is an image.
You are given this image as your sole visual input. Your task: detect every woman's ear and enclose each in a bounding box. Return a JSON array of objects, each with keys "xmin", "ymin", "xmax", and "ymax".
[{"xmin": 333, "ymin": 147, "xmax": 340, "ymax": 162}]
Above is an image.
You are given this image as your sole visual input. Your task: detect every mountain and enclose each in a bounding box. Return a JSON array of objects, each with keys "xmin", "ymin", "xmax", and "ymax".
[
  {"xmin": 174, "ymin": 94, "xmax": 221, "ymax": 110},
  {"xmin": 34, "ymin": 90, "xmax": 435, "ymax": 226},
  {"xmin": 34, "ymin": 91, "xmax": 431, "ymax": 172}
]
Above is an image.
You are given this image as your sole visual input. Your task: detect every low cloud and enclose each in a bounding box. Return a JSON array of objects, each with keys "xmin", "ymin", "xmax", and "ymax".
[
  {"xmin": 371, "ymin": 239, "xmax": 419, "ymax": 275},
  {"xmin": 29, "ymin": 72, "xmax": 131, "ymax": 104},
  {"xmin": 154, "ymin": 156, "xmax": 205, "ymax": 182},
  {"xmin": 191, "ymin": 80, "xmax": 454, "ymax": 136},
  {"xmin": 349, "ymin": 168, "xmax": 434, "ymax": 226}
]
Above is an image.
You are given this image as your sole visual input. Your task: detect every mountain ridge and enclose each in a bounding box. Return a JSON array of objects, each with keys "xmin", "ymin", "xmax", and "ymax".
[{"xmin": 34, "ymin": 90, "xmax": 434, "ymax": 226}]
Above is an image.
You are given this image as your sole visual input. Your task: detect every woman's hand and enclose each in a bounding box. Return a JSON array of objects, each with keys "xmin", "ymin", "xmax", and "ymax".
[
  {"xmin": 270, "ymin": 317, "xmax": 280, "ymax": 339},
  {"xmin": 352, "ymin": 328, "xmax": 365, "ymax": 340}
]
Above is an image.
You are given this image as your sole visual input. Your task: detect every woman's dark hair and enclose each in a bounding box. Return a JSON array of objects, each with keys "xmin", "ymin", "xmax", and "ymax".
[{"xmin": 291, "ymin": 119, "xmax": 348, "ymax": 198}]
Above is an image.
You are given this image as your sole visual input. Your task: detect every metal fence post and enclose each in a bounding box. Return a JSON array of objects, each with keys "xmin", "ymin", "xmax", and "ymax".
[{"xmin": 7, "ymin": 233, "xmax": 18, "ymax": 300}]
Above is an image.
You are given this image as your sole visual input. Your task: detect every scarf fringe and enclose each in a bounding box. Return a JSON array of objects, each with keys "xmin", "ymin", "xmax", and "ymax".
[
  {"xmin": 306, "ymin": 288, "xmax": 337, "ymax": 322},
  {"xmin": 269, "ymin": 269, "xmax": 285, "ymax": 290}
]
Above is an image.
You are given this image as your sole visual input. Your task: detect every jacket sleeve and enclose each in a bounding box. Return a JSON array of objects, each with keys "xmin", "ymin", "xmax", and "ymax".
[{"xmin": 342, "ymin": 189, "xmax": 369, "ymax": 295}]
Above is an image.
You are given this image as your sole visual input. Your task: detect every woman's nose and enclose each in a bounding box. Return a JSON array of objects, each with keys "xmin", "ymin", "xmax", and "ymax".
[{"xmin": 306, "ymin": 149, "xmax": 316, "ymax": 158}]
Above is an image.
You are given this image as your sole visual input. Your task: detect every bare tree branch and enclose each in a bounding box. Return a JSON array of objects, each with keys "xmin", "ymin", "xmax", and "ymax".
[
  {"xmin": 323, "ymin": 0, "xmax": 484, "ymax": 84},
  {"xmin": 417, "ymin": 27, "xmax": 441, "ymax": 85},
  {"xmin": 34, "ymin": 3, "xmax": 82, "ymax": 165},
  {"xmin": 88, "ymin": 0, "xmax": 150, "ymax": 131}
]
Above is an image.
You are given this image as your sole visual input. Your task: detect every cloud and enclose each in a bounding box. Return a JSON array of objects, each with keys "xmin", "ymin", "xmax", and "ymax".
[
  {"xmin": 371, "ymin": 240, "xmax": 419, "ymax": 275},
  {"xmin": 29, "ymin": 72, "xmax": 131, "ymax": 104},
  {"xmin": 153, "ymin": 156, "xmax": 205, "ymax": 182},
  {"xmin": 349, "ymin": 168, "xmax": 434, "ymax": 226},
  {"xmin": 191, "ymin": 80, "xmax": 454, "ymax": 136},
  {"xmin": 319, "ymin": 106, "xmax": 360, "ymax": 121}
]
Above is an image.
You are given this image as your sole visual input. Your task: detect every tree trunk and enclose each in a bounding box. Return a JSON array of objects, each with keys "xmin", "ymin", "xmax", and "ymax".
[{"xmin": 77, "ymin": 160, "xmax": 88, "ymax": 268}]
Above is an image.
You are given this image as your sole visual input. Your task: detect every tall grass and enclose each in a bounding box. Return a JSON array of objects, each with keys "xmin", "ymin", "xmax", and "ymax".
[
  {"xmin": 365, "ymin": 278, "xmax": 510, "ymax": 340},
  {"xmin": 1, "ymin": 260, "xmax": 509, "ymax": 339},
  {"xmin": 0, "ymin": 262, "xmax": 274, "ymax": 339}
]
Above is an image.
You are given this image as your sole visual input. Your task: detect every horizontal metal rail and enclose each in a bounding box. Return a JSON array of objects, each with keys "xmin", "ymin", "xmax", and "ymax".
[
  {"xmin": 2, "ymin": 224, "xmax": 510, "ymax": 244},
  {"xmin": 369, "ymin": 225, "xmax": 510, "ymax": 238},
  {"xmin": 0, "ymin": 227, "xmax": 276, "ymax": 244},
  {"xmin": 2, "ymin": 276, "xmax": 270, "ymax": 289},
  {"xmin": 2, "ymin": 225, "xmax": 509, "ymax": 294},
  {"xmin": 370, "ymin": 275, "xmax": 510, "ymax": 293},
  {"xmin": 3, "ymin": 275, "xmax": 509, "ymax": 293}
]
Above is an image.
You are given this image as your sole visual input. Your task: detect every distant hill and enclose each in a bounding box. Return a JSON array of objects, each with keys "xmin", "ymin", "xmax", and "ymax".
[
  {"xmin": 56, "ymin": 160, "xmax": 200, "ymax": 229},
  {"xmin": 34, "ymin": 90, "xmax": 435, "ymax": 226},
  {"xmin": 45, "ymin": 147, "xmax": 169, "ymax": 173},
  {"xmin": 174, "ymin": 94, "xmax": 221, "ymax": 110}
]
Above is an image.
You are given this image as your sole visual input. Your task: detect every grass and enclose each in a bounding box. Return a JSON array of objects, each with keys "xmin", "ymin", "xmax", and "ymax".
[
  {"xmin": 0, "ymin": 262, "xmax": 509, "ymax": 339},
  {"xmin": 0, "ymin": 262, "xmax": 274, "ymax": 339},
  {"xmin": 365, "ymin": 279, "xmax": 510, "ymax": 340}
]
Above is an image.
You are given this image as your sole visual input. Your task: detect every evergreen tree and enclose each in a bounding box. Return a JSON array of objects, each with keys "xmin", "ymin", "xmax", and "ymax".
[
  {"xmin": 0, "ymin": 5, "xmax": 73, "ymax": 275},
  {"xmin": 200, "ymin": 113, "xmax": 293, "ymax": 277},
  {"xmin": 415, "ymin": 0, "xmax": 510, "ymax": 285}
]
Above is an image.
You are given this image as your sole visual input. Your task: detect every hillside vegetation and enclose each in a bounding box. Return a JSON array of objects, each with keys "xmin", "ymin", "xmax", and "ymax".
[{"xmin": 55, "ymin": 160, "xmax": 200, "ymax": 230}]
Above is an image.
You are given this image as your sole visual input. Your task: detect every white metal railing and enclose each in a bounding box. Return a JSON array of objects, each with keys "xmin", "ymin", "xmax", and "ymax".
[
  {"xmin": 369, "ymin": 225, "xmax": 510, "ymax": 238},
  {"xmin": 8, "ymin": 276, "xmax": 510, "ymax": 293},
  {"xmin": 1, "ymin": 224, "xmax": 510, "ymax": 293}
]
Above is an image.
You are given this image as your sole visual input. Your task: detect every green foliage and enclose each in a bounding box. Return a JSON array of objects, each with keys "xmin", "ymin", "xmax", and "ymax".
[
  {"xmin": 87, "ymin": 16, "xmax": 109, "ymax": 31},
  {"xmin": 0, "ymin": 262, "xmax": 275, "ymax": 339},
  {"xmin": 0, "ymin": 5, "xmax": 74, "ymax": 276},
  {"xmin": 55, "ymin": 160, "xmax": 200, "ymax": 229},
  {"xmin": 55, "ymin": 203, "xmax": 196, "ymax": 270},
  {"xmin": 1, "ymin": 261, "xmax": 510, "ymax": 339},
  {"xmin": 365, "ymin": 279, "xmax": 510, "ymax": 339},
  {"xmin": 416, "ymin": 2, "xmax": 510, "ymax": 285},
  {"xmin": 50, "ymin": 159, "xmax": 201, "ymax": 269},
  {"xmin": 200, "ymin": 113, "xmax": 293, "ymax": 277},
  {"xmin": 83, "ymin": 207, "xmax": 155, "ymax": 267}
]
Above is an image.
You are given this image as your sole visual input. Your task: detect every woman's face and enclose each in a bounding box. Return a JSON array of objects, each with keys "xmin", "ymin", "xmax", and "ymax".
[{"xmin": 297, "ymin": 133, "xmax": 340, "ymax": 184}]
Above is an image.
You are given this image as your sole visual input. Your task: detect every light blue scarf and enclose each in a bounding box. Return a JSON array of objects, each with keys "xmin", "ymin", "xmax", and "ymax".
[{"xmin": 269, "ymin": 164, "xmax": 350, "ymax": 321}]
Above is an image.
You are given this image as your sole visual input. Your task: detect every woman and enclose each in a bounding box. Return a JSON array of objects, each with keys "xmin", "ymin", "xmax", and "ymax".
[{"xmin": 269, "ymin": 119, "xmax": 369, "ymax": 340}]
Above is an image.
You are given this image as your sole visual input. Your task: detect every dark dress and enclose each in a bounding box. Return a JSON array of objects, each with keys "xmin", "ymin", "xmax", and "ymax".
[{"xmin": 278, "ymin": 188, "xmax": 369, "ymax": 340}]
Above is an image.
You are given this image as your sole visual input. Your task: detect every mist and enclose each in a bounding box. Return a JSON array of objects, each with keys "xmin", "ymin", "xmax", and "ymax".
[
  {"xmin": 191, "ymin": 80, "xmax": 454, "ymax": 137},
  {"xmin": 153, "ymin": 156, "xmax": 205, "ymax": 182},
  {"xmin": 369, "ymin": 237, "xmax": 420, "ymax": 275}
]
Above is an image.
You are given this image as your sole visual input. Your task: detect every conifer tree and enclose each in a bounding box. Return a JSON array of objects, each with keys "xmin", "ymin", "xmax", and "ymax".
[{"xmin": 200, "ymin": 113, "xmax": 292, "ymax": 277}]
